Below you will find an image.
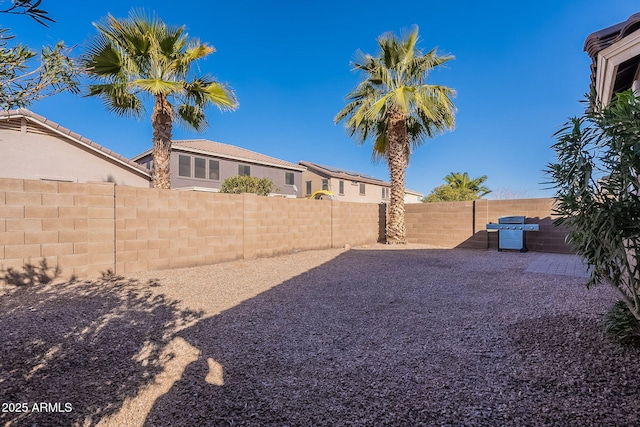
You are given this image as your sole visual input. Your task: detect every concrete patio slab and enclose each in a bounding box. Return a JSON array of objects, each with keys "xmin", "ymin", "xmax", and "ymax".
[{"xmin": 525, "ymin": 252, "xmax": 590, "ymax": 278}]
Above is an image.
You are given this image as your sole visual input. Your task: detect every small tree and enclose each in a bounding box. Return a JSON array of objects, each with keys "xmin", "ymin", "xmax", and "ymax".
[
  {"xmin": 0, "ymin": 1, "xmax": 79, "ymax": 109},
  {"xmin": 547, "ymin": 90, "xmax": 640, "ymax": 337},
  {"xmin": 219, "ymin": 176, "xmax": 277, "ymax": 196},
  {"xmin": 423, "ymin": 172, "xmax": 490, "ymax": 202},
  {"xmin": 423, "ymin": 184, "xmax": 476, "ymax": 202}
]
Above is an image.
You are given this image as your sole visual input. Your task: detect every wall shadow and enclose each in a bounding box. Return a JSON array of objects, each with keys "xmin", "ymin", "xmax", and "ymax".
[
  {"xmin": 142, "ymin": 248, "xmax": 629, "ymax": 426},
  {"xmin": 0, "ymin": 275, "xmax": 203, "ymax": 426}
]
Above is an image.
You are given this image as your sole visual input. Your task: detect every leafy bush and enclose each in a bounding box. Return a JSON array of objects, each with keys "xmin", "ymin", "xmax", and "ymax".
[
  {"xmin": 423, "ymin": 184, "xmax": 478, "ymax": 202},
  {"xmin": 547, "ymin": 90, "xmax": 640, "ymax": 324},
  {"xmin": 605, "ymin": 301, "xmax": 640, "ymax": 346},
  {"xmin": 422, "ymin": 172, "xmax": 490, "ymax": 202},
  {"xmin": 219, "ymin": 175, "xmax": 277, "ymax": 196}
]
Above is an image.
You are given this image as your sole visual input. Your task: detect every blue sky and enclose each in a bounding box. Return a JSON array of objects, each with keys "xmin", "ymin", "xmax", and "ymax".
[{"xmin": 5, "ymin": 1, "xmax": 639, "ymax": 198}]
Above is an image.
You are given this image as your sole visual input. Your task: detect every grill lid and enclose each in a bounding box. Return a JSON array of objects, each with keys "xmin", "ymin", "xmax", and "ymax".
[{"xmin": 498, "ymin": 216, "xmax": 526, "ymax": 224}]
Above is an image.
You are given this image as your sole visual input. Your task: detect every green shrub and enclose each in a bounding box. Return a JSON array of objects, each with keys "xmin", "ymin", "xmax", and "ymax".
[
  {"xmin": 547, "ymin": 90, "xmax": 640, "ymax": 323},
  {"xmin": 219, "ymin": 176, "xmax": 277, "ymax": 196},
  {"xmin": 605, "ymin": 301, "xmax": 640, "ymax": 346}
]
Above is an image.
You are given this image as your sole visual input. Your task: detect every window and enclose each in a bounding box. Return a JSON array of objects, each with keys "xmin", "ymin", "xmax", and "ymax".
[
  {"xmin": 359, "ymin": 183, "xmax": 366, "ymax": 195},
  {"xmin": 305, "ymin": 180, "xmax": 312, "ymax": 195},
  {"xmin": 322, "ymin": 179, "xmax": 329, "ymax": 191},
  {"xmin": 339, "ymin": 180, "xmax": 344, "ymax": 195},
  {"xmin": 382, "ymin": 187, "xmax": 390, "ymax": 199},
  {"xmin": 194, "ymin": 157, "xmax": 206, "ymax": 179},
  {"xmin": 285, "ymin": 171, "xmax": 295, "ymax": 185},
  {"xmin": 141, "ymin": 158, "xmax": 154, "ymax": 170},
  {"xmin": 238, "ymin": 165, "xmax": 251, "ymax": 176},
  {"xmin": 209, "ymin": 160, "xmax": 220, "ymax": 180},
  {"xmin": 178, "ymin": 155, "xmax": 191, "ymax": 177}
]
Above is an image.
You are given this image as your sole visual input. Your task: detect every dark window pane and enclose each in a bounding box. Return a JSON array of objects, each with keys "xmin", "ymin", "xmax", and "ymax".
[
  {"xmin": 194, "ymin": 157, "xmax": 206, "ymax": 179},
  {"xmin": 322, "ymin": 179, "xmax": 328, "ymax": 191},
  {"xmin": 360, "ymin": 183, "xmax": 365, "ymax": 195},
  {"xmin": 238, "ymin": 165, "xmax": 250, "ymax": 176},
  {"xmin": 209, "ymin": 160, "xmax": 220, "ymax": 180},
  {"xmin": 339, "ymin": 180, "xmax": 344, "ymax": 195},
  {"xmin": 285, "ymin": 172, "xmax": 294, "ymax": 185},
  {"xmin": 306, "ymin": 181, "xmax": 312, "ymax": 195},
  {"xmin": 178, "ymin": 155, "xmax": 191, "ymax": 177}
]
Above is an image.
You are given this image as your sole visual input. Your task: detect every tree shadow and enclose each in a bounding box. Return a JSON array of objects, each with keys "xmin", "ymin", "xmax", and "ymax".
[{"xmin": 0, "ymin": 273, "xmax": 203, "ymax": 426}]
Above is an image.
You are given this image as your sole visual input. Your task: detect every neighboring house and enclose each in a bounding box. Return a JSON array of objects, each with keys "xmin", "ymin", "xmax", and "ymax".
[
  {"xmin": 132, "ymin": 139, "xmax": 305, "ymax": 197},
  {"xmin": 585, "ymin": 12, "xmax": 640, "ymax": 106},
  {"xmin": 0, "ymin": 109, "xmax": 151, "ymax": 187},
  {"xmin": 299, "ymin": 161, "xmax": 423, "ymax": 204},
  {"xmin": 404, "ymin": 189, "xmax": 425, "ymax": 204}
]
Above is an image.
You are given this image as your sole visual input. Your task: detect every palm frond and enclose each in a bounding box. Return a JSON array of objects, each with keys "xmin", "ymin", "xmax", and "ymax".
[
  {"xmin": 86, "ymin": 83, "xmax": 144, "ymax": 118},
  {"xmin": 133, "ymin": 78, "xmax": 181, "ymax": 95},
  {"xmin": 83, "ymin": 9, "xmax": 237, "ymax": 124}
]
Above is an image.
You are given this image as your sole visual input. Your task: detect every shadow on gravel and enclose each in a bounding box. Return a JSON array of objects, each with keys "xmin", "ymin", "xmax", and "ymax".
[
  {"xmin": 0, "ymin": 274, "xmax": 203, "ymax": 426},
  {"xmin": 143, "ymin": 249, "xmax": 640, "ymax": 426}
]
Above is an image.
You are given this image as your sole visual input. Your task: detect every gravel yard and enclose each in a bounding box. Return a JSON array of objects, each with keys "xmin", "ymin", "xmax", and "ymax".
[{"xmin": 1, "ymin": 245, "xmax": 639, "ymax": 426}]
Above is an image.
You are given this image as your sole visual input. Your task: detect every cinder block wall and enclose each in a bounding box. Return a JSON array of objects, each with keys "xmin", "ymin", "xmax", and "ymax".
[
  {"xmin": 405, "ymin": 198, "xmax": 572, "ymax": 253},
  {"xmin": 332, "ymin": 201, "xmax": 382, "ymax": 248},
  {"xmin": 114, "ymin": 187, "xmax": 245, "ymax": 274},
  {"xmin": 0, "ymin": 178, "xmax": 115, "ymax": 278},
  {"xmin": 243, "ymin": 195, "xmax": 333, "ymax": 260},
  {"xmin": 0, "ymin": 178, "xmax": 383, "ymax": 278}
]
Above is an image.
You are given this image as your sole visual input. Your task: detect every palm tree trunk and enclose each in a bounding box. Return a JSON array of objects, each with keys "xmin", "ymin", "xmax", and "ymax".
[
  {"xmin": 386, "ymin": 110, "xmax": 408, "ymax": 244},
  {"xmin": 151, "ymin": 94, "xmax": 173, "ymax": 189}
]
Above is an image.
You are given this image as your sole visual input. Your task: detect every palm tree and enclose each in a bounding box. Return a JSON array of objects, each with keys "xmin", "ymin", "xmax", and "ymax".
[
  {"xmin": 444, "ymin": 172, "xmax": 491, "ymax": 197},
  {"xmin": 335, "ymin": 26, "xmax": 456, "ymax": 243},
  {"xmin": 82, "ymin": 10, "xmax": 238, "ymax": 189}
]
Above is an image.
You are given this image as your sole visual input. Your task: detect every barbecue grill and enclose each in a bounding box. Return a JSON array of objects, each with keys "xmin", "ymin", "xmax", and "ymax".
[{"xmin": 486, "ymin": 216, "xmax": 539, "ymax": 252}]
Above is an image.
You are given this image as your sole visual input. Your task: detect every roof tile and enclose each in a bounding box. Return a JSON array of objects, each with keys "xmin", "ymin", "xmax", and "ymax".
[{"xmin": 171, "ymin": 139, "xmax": 305, "ymax": 171}]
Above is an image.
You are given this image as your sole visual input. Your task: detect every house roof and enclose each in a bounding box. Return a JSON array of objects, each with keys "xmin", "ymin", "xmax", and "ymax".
[
  {"xmin": 133, "ymin": 139, "xmax": 306, "ymax": 172},
  {"xmin": 0, "ymin": 109, "xmax": 152, "ymax": 178},
  {"xmin": 299, "ymin": 160, "xmax": 389, "ymax": 186},
  {"xmin": 299, "ymin": 161, "xmax": 424, "ymax": 196},
  {"xmin": 584, "ymin": 12, "xmax": 640, "ymax": 98}
]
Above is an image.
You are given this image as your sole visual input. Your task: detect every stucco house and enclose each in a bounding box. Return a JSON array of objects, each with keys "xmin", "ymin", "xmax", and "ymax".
[
  {"xmin": 585, "ymin": 12, "xmax": 640, "ymax": 106},
  {"xmin": 299, "ymin": 161, "xmax": 423, "ymax": 204},
  {"xmin": 0, "ymin": 109, "xmax": 151, "ymax": 187},
  {"xmin": 132, "ymin": 139, "xmax": 305, "ymax": 197}
]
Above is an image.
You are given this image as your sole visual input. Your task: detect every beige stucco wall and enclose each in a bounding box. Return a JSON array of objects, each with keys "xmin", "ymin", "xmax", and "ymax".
[{"xmin": 0, "ymin": 126, "xmax": 150, "ymax": 188}]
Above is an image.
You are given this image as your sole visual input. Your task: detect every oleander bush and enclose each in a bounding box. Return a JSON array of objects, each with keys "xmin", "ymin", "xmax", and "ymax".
[
  {"xmin": 605, "ymin": 301, "xmax": 640, "ymax": 345},
  {"xmin": 547, "ymin": 90, "xmax": 640, "ymax": 343}
]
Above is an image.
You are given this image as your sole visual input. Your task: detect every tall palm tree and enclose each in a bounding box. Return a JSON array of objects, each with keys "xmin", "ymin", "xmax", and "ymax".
[
  {"xmin": 82, "ymin": 10, "xmax": 238, "ymax": 189},
  {"xmin": 335, "ymin": 26, "xmax": 456, "ymax": 243},
  {"xmin": 444, "ymin": 172, "xmax": 491, "ymax": 197}
]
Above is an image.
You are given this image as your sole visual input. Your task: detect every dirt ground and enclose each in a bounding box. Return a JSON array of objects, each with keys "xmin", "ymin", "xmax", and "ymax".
[{"xmin": 1, "ymin": 245, "xmax": 639, "ymax": 426}]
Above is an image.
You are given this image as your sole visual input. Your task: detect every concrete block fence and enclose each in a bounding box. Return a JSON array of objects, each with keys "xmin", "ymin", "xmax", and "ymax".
[
  {"xmin": 0, "ymin": 177, "xmax": 571, "ymax": 279},
  {"xmin": 0, "ymin": 178, "xmax": 382, "ymax": 278},
  {"xmin": 405, "ymin": 198, "xmax": 572, "ymax": 253}
]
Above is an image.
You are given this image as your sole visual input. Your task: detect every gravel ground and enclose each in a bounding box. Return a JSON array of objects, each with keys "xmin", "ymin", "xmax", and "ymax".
[{"xmin": 1, "ymin": 245, "xmax": 640, "ymax": 426}]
